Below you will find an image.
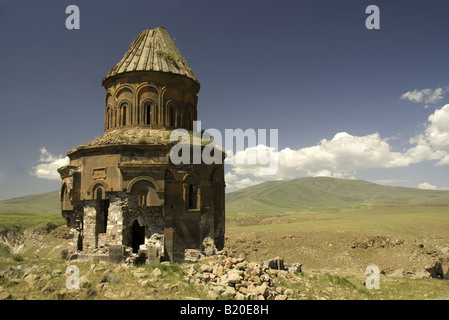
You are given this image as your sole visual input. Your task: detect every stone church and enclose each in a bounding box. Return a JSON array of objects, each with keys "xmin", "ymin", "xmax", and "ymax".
[{"xmin": 58, "ymin": 27, "xmax": 225, "ymax": 264}]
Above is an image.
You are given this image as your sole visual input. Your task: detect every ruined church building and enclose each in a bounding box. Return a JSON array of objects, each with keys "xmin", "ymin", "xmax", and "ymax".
[{"xmin": 58, "ymin": 27, "xmax": 225, "ymax": 264}]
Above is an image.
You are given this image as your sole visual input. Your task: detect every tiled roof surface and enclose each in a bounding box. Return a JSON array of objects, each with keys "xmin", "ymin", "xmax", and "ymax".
[{"xmin": 102, "ymin": 27, "xmax": 199, "ymax": 85}]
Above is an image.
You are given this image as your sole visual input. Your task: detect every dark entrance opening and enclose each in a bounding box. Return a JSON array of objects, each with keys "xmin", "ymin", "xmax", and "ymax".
[
  {"xmin": 188, "ymin": 184, "xmax": 198, "ymax": 209},
  {"xmin": 97, "ymin": 199, "xmax": 109, "ymax": 234},
  {"xmin": 131, "ymin": 220, "xmax": 145, "ymax": 253},
  {"xmin": 77, "ymin": 233, "xmax": 83, "ymax": 251}
]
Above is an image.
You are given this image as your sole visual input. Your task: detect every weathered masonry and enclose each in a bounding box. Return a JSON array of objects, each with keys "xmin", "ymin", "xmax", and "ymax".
[{"xmin": 58, "ymin": 27, "xmax": 225, "ymax": 264}]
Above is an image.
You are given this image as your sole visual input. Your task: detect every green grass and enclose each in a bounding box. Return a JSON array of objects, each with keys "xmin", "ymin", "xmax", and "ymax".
[
  {"xmin": 0, "ymin": 190, "xmax": 64, "ymax": 232},
  {"xmin": 0, "ymin": 178, "xmax": 447, "ymax": 300},
  {"xmin": 0, "ymin": 245, "xmax": 11, "ymax": 258},
  {"xmin": 0, "ymin": 259, "xmax": 209, "ymax": 300},
  {"xmin": 1, "ymin": 256, "xmax": 447, "ymax": 300},
  {"xmin": 226, "ymin": 204, "xmax": 449, "ymax": 234},
  {"xmin": 296, "ymin": 271, "xmax": 449, "ymax": 300},
  {"xmin": 0, "ymin": 191, "xmax": 60, "ymax": 215},
  {"xmin": 0, "ymin": 212, "xmax": 65, "ymax": 232},
  {"xmin": 225, "ymin": 204, "xmax": 449, "ymax": 274}
]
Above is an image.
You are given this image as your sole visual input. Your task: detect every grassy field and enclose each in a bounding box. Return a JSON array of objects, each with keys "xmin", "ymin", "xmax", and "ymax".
[
  {"xmin": 0, "ymin": 204, "xmax": 448, "ymax": 300},
  {"xmin": 225, "ymin": 204, "xmax": 449, "ymax": 272},
  {"xmin": 0, "ymin": 178, "xmax": 448, "ymax": 300},
  {"xmin": 0, "ymin": 213, "xmax": 65, "ymax": 232},
  {"xmin": 0, "ymin": 258, "xmax": 210, "ymax": 300},
  {"xmin": 227, "ymin": 204, "xmax": 449, "ymax": 235},
  {"xmin": 1, "ymin": 251, "xmax": 448, "ymax": 300}
]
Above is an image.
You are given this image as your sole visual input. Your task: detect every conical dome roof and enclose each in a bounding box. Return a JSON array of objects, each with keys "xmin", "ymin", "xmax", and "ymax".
[{"xmin": 102, "ymin": 27, "xmax": 199, "ymax": 85}]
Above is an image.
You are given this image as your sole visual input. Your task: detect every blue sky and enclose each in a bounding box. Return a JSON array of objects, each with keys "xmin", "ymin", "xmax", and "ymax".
[{"xmin": 0, "ymin": 0, "xmax": 449, "ymax": 199}]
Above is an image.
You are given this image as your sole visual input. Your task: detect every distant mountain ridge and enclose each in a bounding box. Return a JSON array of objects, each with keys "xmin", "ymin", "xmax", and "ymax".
[
  {"xmin": 1, "ymin": 177, "xmax": 449, "ymax": 215},
  {"xmin": 225, "ymin": 177, "xmax": 449, "ymax": 213}
]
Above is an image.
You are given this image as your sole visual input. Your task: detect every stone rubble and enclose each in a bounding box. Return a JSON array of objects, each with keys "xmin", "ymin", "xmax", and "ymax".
[{"xmin": 182, "ymin": 250, "xmax": 301, "ymax": 300}]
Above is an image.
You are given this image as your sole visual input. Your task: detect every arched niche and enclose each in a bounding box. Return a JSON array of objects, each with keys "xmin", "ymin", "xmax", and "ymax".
[
  {"xmin": 105, "ymin": 105, "xmax": 113, "ymax": 130},
  {"xmin": 60, "ymin": 182, "xmax": 74, "ymax": 211},
  {"xmin": 105, "ymin": 90, "xmax": 115, "ymax": 130},
  {"xmin": 128, "ymin": 177, "xmax": 162, "ymax": 207},
  {"xmin": 140, "ymin": 98, "xmax": 158, "ymax": 126},
  {"xmin": 115, "ymin": 85, "xmax": 134, "ymax": 101},
  {"xmin": 137, "ymin": 84, "xmax": 159, "ymax": 125},
  {"xmin": 91, "ymin": 183, "xmax": 109, "ymax": 234},
  {"xmin": 183, "ymin": 173, "xmax": 200, "ymax": 210},
  {"xmin": 88, "ymin": 181, "xmax": 109, "ymax": 200},
  {"xmin": 166, "ymin": 100, "xmax": 178, "ymax": 127}
]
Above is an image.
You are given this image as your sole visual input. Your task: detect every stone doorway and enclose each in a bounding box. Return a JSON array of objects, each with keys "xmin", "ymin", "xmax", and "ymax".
[{"xmin": 131, "ymin": 220, "xmax": 145, "ymax": 253}]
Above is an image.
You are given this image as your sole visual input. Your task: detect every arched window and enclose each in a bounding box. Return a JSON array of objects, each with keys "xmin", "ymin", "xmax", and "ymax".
[
  {"xmin": 146, "ymin": 104, "xmax": 152, "ymax": 125},
  {"xmin": 129, "ymin": 179, "xmax": 161, "ymax": 207},
  {"xmin": 93, "ymin": 185, "xmax": 106, "ymax": 200},
  {"xmin": 121, "ymin": 104, "xmax": 127, "ymax": 126},
  {"xmin": 106, "ymin": 107, "xmax": 112, "ymax": 130},
  {"xmin": 96, "ymin": 188, "xmax": 103, "ymax": 200},
  {"xmin": 61, "ymin": 183, "xmax": 71, "ymax": 211},
  {"xmin": 188, "ymin": 184, "xmax": 198, "ymax": 209},
  {"xmin": 61, "ymin": 183, "xmax": 68, "ymax": 202}
]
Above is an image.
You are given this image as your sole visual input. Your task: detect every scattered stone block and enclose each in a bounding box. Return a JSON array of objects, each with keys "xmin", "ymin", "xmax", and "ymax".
[
  {"xmin": 101, "ymin": 270, "xmax": 118, "ymax": 283},
  {"xmin": 150, "ymin": 267, "xmax": 162, "ymax": 278}
]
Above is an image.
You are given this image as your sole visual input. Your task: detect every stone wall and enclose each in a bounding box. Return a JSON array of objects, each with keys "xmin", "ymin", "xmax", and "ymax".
[
  {"xmin": 106, "ymin": 195, "xmax": 125, "ymax": 246},
  {"xmin": 82, "ymin": 202, "xmax": 97, "ymax": 252}
]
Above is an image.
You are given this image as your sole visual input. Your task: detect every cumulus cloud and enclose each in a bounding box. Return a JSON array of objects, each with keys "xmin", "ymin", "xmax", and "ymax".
[
  {"xmin": 424, "ymin": 104, "xmax": 449, "ymax": 152},
  {"xmin": 226, "ymin": 104, "xmax": 449, "ymax": 191},
  {"xmin": 31, "ymin": 148, "xmax": 69, "ymax": 180},
  {"xmin": 225, "ymin": 171, "xmax": 264, "ymax": 191},
  {"xmin": 418, "ymin": 182, "xmax": 438, "ymax": 190},
  {"xmin": 229, "ymin": 131, "xmax": 437, "ymax": 181},
  {"xmin": 400, "ymin": 87, "xmax": 446, "ymax": 105}
]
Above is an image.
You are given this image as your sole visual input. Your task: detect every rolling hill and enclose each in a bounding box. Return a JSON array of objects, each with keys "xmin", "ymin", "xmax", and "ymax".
[
  {"xmin": 225, "ymin": 177, "xmax": 449, "ymax": 213},
  {"xmin": 0, "ymin": 191, "xmax": 60, "ymax": 215},
  {"xmin": 1, "ymin": 177, "xmax": 449, "ymax": 216},
  {"xmin": 0, "ymin": 191, "xmax": 62, "ymax": 230}
]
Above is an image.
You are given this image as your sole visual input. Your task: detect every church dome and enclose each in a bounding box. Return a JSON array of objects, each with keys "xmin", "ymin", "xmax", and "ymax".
[{"xmin": 102, "ymin": 27, "xmax": 199, "ymax": 86}]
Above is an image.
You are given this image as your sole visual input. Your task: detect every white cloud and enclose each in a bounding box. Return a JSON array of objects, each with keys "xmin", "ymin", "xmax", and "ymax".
[
  {"xmin": 424, "ymin": 104, "xmax": 449, "ymax": 152},
  {"xmin": 436, "ymin": 154, "xmax": 449, "ymax": 166},
  {"xmin": 31, "ymin": 148, "xmax": 69, "ymax": 180},
  {"xmin": 418, "ymin": 182, "xmax": 438, "ymax": 190},
  {"xmin": 225, "ymin": 172, "xmax": 238, "ymax": 182},
  {"xmin": 225, "ymin": 171, "xmax": 263, "ymax": 191},
  {"xmin": 229, "ymin": 131, "xmax": 440, "ymax": 182},
  {"xmin": 400, "ymin": 87, "xmax": 446, "ymax": 104},
  {"xmin": 227, "ymin": 104, "xmax": 449, "ymax": 191},
  {"xmin": 233, "ymin": 178, "xmax": 261, "ymax": 190}
]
